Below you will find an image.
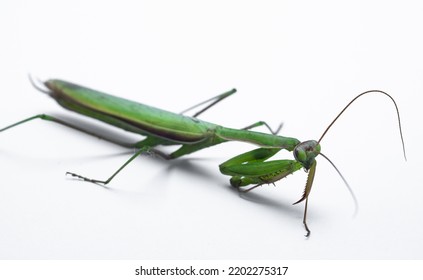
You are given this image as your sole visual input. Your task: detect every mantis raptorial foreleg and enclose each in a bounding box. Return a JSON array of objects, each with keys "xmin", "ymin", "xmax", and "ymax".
[
  {"xmin": 296, "ymin": 161, "xmax": 317, "ymax": 237},
  {"xmin": 219, "ymin": 147, "xmax": 316, "ymax": 237},
  {"xmin": 219, "ymin": 148, "xmax": 303, "ymax": 188}
]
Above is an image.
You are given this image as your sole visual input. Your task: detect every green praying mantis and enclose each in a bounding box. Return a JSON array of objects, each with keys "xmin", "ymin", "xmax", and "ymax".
[{"xmin": 0, "ymin": 78, "xmax": 406, "ymax": 236}]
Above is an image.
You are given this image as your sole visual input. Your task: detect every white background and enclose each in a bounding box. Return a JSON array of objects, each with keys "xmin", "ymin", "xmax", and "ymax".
[{"xmin": 0, "ymin": 0, "xmax": 421, "ymax": 259}]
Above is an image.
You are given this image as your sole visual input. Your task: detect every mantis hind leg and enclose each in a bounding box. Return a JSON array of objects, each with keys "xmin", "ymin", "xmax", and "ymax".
[
  {"xmin": 1, "ymin": 114, "xmax": 171, "ymax": 185},
  {"xmin": 66, "ymin": 146, "xmax": 155, "ymax": 185},
  {"xmin": 179, "ymin": 90, "xmax": 282, "ymax": 135},
  {"xmin": 179, "ymin": 89, "xmax": 281, "ymax": 134},
  {"xmin": 179, "ymin": 89, "xmax": 237, "ymax": 117},
  {"xmin": 241, "ymin": 121, "xmax": 283, "ymax": 135},
  {"xmin": 0, "ymin": 114, "xmax": 173, "ymax": 158},
  {"xmin": 0, "ymin": 114, "xmax": 140, "ymax": 148}
]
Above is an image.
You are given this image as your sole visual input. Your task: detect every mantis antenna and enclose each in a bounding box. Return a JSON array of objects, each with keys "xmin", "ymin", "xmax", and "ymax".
[
  {"xmin": 316, "ymin": 89, "xmax": 407, "ymax": 216},
  {"xmin": 318, "ymin": 90, "xmax": 407, "ymax": 160}
]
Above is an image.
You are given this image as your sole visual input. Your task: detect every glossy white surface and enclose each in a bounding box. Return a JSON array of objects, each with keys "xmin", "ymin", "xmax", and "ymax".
[{"xmin": 0, "ymin": 0, "xmax": 421, "ymax": 259}]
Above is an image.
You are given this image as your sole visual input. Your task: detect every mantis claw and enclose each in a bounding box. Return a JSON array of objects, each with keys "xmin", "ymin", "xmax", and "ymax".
[
  {"xmin": 66, "ymin": 172, "xmax": 108, "ymax": 186},
  {"xmin": 304, "ymin": 222, "xmax": 311, "ymax": 238}
]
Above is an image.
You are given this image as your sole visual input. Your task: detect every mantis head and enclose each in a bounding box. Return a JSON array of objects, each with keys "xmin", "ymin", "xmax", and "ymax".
[
  {"xmin": 293, "ymin": 140, "xmax": 321, "ymax": 170},
  {"xmin": 293, "ymin": 90, "xmax": 407, "ymax": 226}
]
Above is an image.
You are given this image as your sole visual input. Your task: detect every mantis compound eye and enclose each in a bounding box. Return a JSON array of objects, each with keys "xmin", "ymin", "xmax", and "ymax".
[
  {"xmin": 294, "ymin": 149, "xmax": 306, "ymax": 163},
  {"xmin": 294, "ymin": 140, "xmax": 321, "ymax": 170}
]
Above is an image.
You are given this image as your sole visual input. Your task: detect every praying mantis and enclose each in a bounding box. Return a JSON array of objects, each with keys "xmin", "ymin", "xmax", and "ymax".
[{"xmin": 0, "ymin": 78, "xmax": 406, "ymax": 236}]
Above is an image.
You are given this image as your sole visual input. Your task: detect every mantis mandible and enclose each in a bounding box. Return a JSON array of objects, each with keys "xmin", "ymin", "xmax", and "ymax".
[{"xmin": 0, "ymin": 78, "xmax": 406, "ymax": 236}]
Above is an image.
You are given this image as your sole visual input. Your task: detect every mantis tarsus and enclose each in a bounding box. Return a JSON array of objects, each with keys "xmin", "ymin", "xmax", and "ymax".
[{"xmin": 0, "ymin": 78, "xmax": 406, "ymax": 236}]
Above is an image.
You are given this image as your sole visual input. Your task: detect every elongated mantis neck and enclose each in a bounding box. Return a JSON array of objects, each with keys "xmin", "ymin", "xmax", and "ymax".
[{"xmin": 215, "ymin": 126, "xmax": 301, "ymax": 151}]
